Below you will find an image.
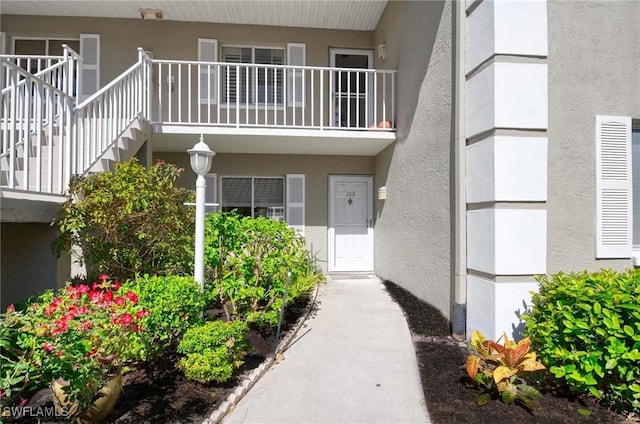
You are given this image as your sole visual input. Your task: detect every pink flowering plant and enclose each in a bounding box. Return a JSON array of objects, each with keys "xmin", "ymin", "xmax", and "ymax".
[{"xmin": 17, "ymin": 275, "xmax": 149, "ymax": 412}]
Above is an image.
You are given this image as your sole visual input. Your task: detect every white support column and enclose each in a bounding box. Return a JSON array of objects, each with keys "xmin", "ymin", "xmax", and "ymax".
[{"xmin": 465, "ymin": 0, "xmax": 549, "ymax": 341}]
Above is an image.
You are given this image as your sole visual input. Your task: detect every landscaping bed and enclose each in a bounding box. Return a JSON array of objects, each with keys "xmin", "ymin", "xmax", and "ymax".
[
  {"xmin": 383, "ymin": 281, "xmax": 631, "ymax": 424},
  {"xmin": 17, "ymin": 295, "xmax": 310, "ymax": 424}
]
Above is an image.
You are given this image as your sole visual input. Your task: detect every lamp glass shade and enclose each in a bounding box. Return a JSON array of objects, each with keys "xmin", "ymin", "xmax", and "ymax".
[{"xmin": 188, "ymin": 139, "xmax": 215, "ymax": 176}]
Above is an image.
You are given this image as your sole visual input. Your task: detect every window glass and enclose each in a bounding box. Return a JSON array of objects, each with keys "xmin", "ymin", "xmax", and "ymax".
[
  {"xmin": 221, "ymin": 177, "xmax": 284, "ymax": 220},
  {"xmin": 220, "ymin": 46, "xmax": 284, "ymax": 105}
]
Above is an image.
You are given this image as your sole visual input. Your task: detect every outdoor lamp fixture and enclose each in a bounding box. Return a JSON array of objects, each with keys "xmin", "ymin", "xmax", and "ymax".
[{"xmin": 188, "ymin": 135, "xmax": 215, "ymax": 290}]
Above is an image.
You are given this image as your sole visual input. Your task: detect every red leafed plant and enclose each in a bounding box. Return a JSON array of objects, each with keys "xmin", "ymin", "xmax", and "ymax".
[
  {"xmin": 18, "ymin": 275, "xmax": 149, "ymax": 413},
  {"xmin": 465, "ymin": 330, "xmax": 546, "ymax": 410}
]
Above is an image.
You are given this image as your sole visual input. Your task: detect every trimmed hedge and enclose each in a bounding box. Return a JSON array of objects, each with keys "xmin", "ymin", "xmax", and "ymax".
[{"xmin": 524, "ymin": 269, "xmax": 640, "ymax": 412}]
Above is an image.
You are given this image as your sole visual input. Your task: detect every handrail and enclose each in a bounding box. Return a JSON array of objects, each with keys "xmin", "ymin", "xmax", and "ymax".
[
  {"xmin": 150, "ymin": 58, "xmax": 396, "ymax": 130},
  {"xmin": 1, "ymin": 58, "xmax": 75, "ymax": 193},
  {"xmin": 74, "ymin": 48, "xmax": 151, "ymax": 174}
]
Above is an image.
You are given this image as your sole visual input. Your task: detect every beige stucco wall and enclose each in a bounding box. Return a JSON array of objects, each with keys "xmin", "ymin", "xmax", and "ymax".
[
  {"xmin": 154, "ymin": 152, "xmax": 375, "ymax": 273},
  {"xmin": 1, "ymin": 223, "xmax": 68, "ymax": 308},
  {"xmin": 373, "ymin": 0, "xmax": 453, "ymax": 318},
  {"xmin": 0, "ymin": 15, "xmax": 373, "ymax": 85},
  {"xmin": 546, "ymin": 1, "xmax": 640, "ymax": 273}
]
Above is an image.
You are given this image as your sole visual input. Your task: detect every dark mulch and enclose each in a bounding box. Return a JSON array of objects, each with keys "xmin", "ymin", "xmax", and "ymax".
[
  {"xmin": 382, "ymin": 280, "xmax": 631, "ymax": 424},
  {"xmin": 16, "ymin": 296, "xmax": 310, "ymax": 424}
]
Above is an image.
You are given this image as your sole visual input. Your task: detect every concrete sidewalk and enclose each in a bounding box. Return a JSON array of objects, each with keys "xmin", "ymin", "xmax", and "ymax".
[{"xmin": 222, "ymin": 277, "xmax": 431, "ymax": 424}]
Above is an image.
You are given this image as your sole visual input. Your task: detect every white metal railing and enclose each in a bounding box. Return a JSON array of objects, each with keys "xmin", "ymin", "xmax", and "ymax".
[
  {"xmin": 1, "ymin": 48, "xmax": 395, "ymax": 196},
  {"xmin": 0, "ymin": 45, "xmax": 81, "ymax": 100},
  {"xmin": 74, "ymin": 48, "xmax": 151, "ymax": 174},
  {"xmin": 0, "ymin": 59, "xmax": 75, "ymax": 193},
  {"xmin": 151, "ymin": 60, "xmax": 396, "ymax": 130}
]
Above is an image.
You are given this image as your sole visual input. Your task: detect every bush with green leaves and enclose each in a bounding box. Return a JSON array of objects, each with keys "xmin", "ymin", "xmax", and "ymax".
[
  {"xmin": 524, "ymin": 269, "xmax": 640, "ymax": 412},
  {"xmin": 123, "ymin": 275, "xmax": 206, "ymax": 361},
  {"xmin": 54, "ymin": 158, "xmax": 195, "ymax": 281},
  {"xmin": 177, "ymin": 320, "xmax": 249, "ymax": 383},
  {"xmin": 204, "ymin": 212, "xmax": 324, "ymax": 326}
]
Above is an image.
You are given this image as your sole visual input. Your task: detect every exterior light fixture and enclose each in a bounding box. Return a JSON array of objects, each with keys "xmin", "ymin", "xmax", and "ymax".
[
  {"xmin": 188, "ymin": 135, "xmax": 215, "ymax": 290},
  {"xmin": 140, "ymin": 8, "xmax": 163, "ymax": 20}
]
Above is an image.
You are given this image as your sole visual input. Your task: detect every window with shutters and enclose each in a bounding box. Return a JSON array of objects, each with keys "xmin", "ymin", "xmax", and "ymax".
[
  {"xmin": 632, "ymin": 126, "xmax": 640, "ymax": 256},
  {"xmin": 221, "ymin": 176, "xmax": 285, "ymax": 221},
  {"xmin": 220, "ymin": 46, "xmax": 284, "ymax": 106}
]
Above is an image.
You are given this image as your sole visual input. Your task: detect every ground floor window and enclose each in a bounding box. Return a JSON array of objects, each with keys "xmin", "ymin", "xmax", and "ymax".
[
  {"xmin": 221, "ymin": 176, "xmax": 285, "ymax": 221},
  {"xmin": 632, "ymin": 126, "xmax": 640, "ymax": 251}
]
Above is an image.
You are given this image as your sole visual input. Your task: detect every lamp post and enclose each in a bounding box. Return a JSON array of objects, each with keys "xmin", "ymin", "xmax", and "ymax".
[{"xmin": 188, "ymin": 135, "xmax": 215, "ymax": 291}]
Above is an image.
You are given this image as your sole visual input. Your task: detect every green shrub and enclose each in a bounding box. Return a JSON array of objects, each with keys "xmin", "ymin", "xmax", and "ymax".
[
  {"xmin": 204, "ymin": 212, "xmax": 324, "ymax": 326},
  {"xmin": 177, "ymin": 320, "xmax": 249, "ymax": 383},
  {"xmin": 0, "ymin": 306, "xmax": 38, "ymax": 408},
  {"xmin": 124, "ymin": 275, "xmax": 206, "ymax": 361},
  {"xmin": 54, "ymin": 158, "xmax": 195, "ymax": 281},
  {"xmin": 524, "ymin": 269, "xmax": 640, "ymax": 412}
]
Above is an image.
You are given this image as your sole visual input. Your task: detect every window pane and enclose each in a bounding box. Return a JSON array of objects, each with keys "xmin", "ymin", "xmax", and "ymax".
[
  {"xmin": 254, "ymin": 178, "xmax": 284, "ymax": 220},
  {"xmin": 633, "ymin": 128, "xmax": 640, "ymax": 246},
  {"xmin": 221, "ymin": 47, "xmax": 251, "ymax": 103},
  {"xmin": 222, "ymin": 177, "xmax": 252, "ymax": 216}
]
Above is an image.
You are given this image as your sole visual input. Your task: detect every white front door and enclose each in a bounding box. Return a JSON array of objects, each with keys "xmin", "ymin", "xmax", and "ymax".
[{"xmin": 328, "ymin": 175, "xmax": 374, "ymax": 272}]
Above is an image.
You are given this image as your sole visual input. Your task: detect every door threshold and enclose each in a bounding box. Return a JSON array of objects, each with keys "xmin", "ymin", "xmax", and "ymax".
[{"xmin": 327, "ymin": 273, "xmax": 377, "ymax": 281}]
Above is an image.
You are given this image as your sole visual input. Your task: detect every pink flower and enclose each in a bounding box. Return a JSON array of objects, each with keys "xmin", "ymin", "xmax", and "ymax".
[
  {"xmin": 56, "ymin": 350, "xmax": 63, "ymax": 357},
  {"xmin": 19, "ymin": 398, "xmax": 27, "ymax": 406},
  {"xmin": 114, "ymin": 281, "xmax": 121, "ymax": 290},
  {"xmin": 42, "ymin": 342, "xmax": 54, "ymax": 352},
  {"xmin": 51, "ymin": 298, "xmax": 62, "ymax": 308},
  {"xmin": 6, "ymin": 304, "xmax": 14, "ymax": 313},
  {"xmin": 120, "ymin": 314, "xmax": 133, "ymax": 326},
  {"xmin": 102, "ymin": 291, "xmax": 113, "ymax": 303},
  {"xmin": 111, "ymin": 316, "xmax": 121, "ymax": 325},
  {"xmin": 92, "ymin": 282, "xmax": 100, "ymax": 290},
  {"xmin": 114, "ymin": 296, "xmax": 126, "ymax": 306},
  {"xmin": 125, "ymin": 291, "xmax": 138, "ymax": 304},
  {"xmin": 81, "ymin": 320, "xmax": 93, "ymax": 332},
  {"xmin": 89, "ymin": 291, "xmax": 101, "ymax": 303},
  {"xmin": 136, "ymin": 310, "xmax": 146, "ymax": 319},
  {"xmin": 99, "ymin": 274, "xmax": 109, "ymax": 283},
  {"xmin": 76, "ymin": 284, "xmax": 90, "ymax": 294}
]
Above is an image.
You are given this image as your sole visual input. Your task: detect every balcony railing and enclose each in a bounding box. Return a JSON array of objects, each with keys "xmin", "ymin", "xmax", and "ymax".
[{"xmin": 151, "ymin": 59, "xmax": 396, "ymax": 131}]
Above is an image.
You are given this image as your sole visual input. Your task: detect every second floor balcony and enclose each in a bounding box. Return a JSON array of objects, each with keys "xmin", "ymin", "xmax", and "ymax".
[{"xmin": 148, "ymin": 58, "xmax": 396, "ymax": 156}]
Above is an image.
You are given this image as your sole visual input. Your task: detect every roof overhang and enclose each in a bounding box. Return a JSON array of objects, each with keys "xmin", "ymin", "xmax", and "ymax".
[{"xmin": 0, "ymin": 1, "xmax": 388, "ymax": 31}]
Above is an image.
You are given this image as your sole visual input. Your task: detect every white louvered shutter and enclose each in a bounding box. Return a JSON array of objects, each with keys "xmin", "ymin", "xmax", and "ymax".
[
  {"xmin": 79, "ymin": 34, "xmax": 100, "ymax": 101},
  {"xmin": 205, "ymin": 173, "xmax": 217, "ymax": 212},
  {"xmin": 198, "ymin": 39, "xmax": 218, "ymax": 104},
  {"xmin": 286, "ymin": 174, "xmax": 305, "ymax": 235},
  {"xmin": 595, "ymin": 115, "xmax": 632, "ymax": 258},
  {"xmin": 287, "ymin": 43, "xmax": 305, "ymax": 107}
]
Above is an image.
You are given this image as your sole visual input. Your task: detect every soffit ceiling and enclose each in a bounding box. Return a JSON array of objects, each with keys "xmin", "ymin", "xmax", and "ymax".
[{"xmin": 0, "ymin": 1, "xmax": 388, "ymax": 31}]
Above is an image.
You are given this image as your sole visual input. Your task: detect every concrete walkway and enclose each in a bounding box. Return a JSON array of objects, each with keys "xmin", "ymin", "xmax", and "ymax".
[{"xmin": 222, "ymin": 277, "xmax": 431, "ymax": 424}]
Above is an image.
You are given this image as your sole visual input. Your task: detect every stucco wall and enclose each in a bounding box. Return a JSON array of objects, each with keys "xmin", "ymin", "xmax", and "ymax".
[
  {"xmin": 154, "ymin": 152, "xmax": 375, "ymax": 273},
  {"xmin": 373, "ymin": 0, "xmax": 453, "ymax": 318},
  {"xmin": 547, "ymin": 1, "xmax": 640, "ymax": 273},
  {"xmin": 0, "ymin": 15, "xmax": 373, "ymax": 86},
  {"xmin": 1, "ymin": 223, "xmax": 67, "ymax": 308}
]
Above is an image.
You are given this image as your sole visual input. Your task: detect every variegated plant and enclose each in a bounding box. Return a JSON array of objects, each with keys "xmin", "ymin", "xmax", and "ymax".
[{"xmin": 465, "ymin": 330, "xmax": 546, "ymax": 410}]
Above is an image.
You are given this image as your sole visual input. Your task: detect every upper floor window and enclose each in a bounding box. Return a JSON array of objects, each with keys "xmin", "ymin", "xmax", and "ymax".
[{"xmin": 221, "ymin": 46, "xmax": 285, "ymax": 106}]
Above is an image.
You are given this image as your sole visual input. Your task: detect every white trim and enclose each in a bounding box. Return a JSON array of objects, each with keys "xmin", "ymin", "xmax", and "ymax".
[
  {"xmin": 328, "ymin": 174, "xmax": 374, "ymax": 272},
  {"xmin": 287, "ymin": 43, "xmax": 306, "ymax": 107},
  {"xmin": 595, "ymin": 115, "xmax": 632, "ymax": 258},
  {"xmin": 329, "ymin": 48, "xmax": 374, "ymax": 128},
  {"xmin": 198, "ymin": 38, "xmax": 218, "ymax": 104},
  {"xmin": 79, "ymin": 34, "xmax": 100, "ymax": 102},
  {"xmin": 286, "ymin": 174, "xmax": 305, "ymax": 235}
]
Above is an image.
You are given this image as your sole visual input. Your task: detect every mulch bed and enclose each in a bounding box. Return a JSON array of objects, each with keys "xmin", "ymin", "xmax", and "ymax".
[
  {"xmin": 17, "ymin": 296, "xmax": 310, "ymax": 424},
  {"xmin": 383, "ymin": 280, "xmax": 633, "ymax": 424}
]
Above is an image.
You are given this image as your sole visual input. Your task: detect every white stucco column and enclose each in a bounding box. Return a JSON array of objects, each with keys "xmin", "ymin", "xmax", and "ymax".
[{"xmin": 464, "ymin": 0, "xmax": 549, "ymax": 341}]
